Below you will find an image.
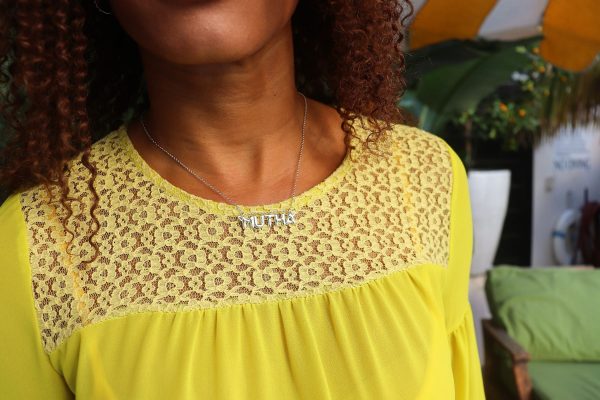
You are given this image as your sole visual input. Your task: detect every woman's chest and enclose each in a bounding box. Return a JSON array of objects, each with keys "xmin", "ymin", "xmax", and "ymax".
[{"xmin": 52, "ymin": 265, "xmax": 455, "ymax": 400}]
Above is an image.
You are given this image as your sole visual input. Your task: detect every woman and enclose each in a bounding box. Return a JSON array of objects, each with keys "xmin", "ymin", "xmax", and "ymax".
[{"xmin": 0, "ymin": 0, "xmax": 486, "ymax": 399}]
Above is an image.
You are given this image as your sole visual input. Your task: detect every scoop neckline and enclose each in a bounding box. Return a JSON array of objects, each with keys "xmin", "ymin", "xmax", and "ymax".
[{"xmin": 115, "ymin": 123, "xmax": 358, "ymax": 216}]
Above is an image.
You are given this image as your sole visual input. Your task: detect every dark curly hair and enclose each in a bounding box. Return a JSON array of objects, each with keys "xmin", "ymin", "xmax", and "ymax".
[{"xmin": 0, "ymin": 0, "xmax": 413, "ymax": 262}]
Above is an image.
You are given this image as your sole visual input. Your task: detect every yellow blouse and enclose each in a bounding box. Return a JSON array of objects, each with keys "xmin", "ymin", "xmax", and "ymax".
[{"xmin": 0, "ymin": 118, "xmax": 485, "ymax": 399}]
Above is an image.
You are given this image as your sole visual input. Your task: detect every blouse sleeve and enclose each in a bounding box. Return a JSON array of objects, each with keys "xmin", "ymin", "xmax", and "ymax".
[
  {"xmin": 442, "ymin": 142, "xmax": 487, "ymax": 399},
  {"xmin": 0, "ymin": 194, "xmax": 73, "ymax": 399}
]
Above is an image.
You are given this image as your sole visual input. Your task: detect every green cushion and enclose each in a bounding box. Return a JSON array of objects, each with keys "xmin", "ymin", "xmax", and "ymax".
[
  {"xmin": 529, "ymin": 361, "xmax": 600, "ymax": 400},
  {"xmin": 485, "ymin": 265, "xmax": 600, "ymax": 361}
]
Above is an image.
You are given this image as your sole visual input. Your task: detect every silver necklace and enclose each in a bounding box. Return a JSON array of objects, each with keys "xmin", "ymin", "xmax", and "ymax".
[{"xmin": 139, "ymin": 91, "xmax": 307, "ymax": 231}]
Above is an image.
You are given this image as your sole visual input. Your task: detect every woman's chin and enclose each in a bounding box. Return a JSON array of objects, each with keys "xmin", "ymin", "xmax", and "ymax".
[{"xmin": 140, "ymin": 36, "xmax": 265, "ymax": 66}]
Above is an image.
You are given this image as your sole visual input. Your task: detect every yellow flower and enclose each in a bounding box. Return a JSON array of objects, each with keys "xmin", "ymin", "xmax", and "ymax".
[
  {"xmin": 526, "ymin": 82, "xmax": 534, "ymax": 91},
  {"xmin": 518, "ymin": 109, "xmax": 527, "ymax": 117},
  {"xmin": 499, "ymin": 102, "xmax": 508, "ymax": 112},
  {"xmin": 538, "ymin": 65, "xmax": 546, "ymax": 73},
  {"xmin": 532, "ymin": 47, "xmax": 540, "ymax": 54}
]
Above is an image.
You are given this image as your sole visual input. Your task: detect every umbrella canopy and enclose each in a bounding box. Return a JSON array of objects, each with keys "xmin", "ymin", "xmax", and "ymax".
[{"xmin": 409, "ymin": 0, "xmax": 600, "ymax": 71}]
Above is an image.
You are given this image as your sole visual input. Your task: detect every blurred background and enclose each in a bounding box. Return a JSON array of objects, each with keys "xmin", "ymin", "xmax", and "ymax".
[
  {"xmin": 401, "ymin": 0, "xmax": 600, "ymax": 399},
  {"xmin": 1, "ymin": 1, "xmax": 598, "ymax": 399}
]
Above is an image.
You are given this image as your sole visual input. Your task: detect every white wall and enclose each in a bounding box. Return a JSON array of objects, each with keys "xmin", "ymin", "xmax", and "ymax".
[{"xmin": 531, "ymin": 124, "xmax": 600, "ymax": 266}]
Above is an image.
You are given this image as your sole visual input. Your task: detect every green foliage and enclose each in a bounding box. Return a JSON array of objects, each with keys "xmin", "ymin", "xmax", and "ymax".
[
  {"xmin": 449, "ymin": 44, "xmax": 577, "ymax": 151},
  {"xmin": 401, "ymin": 40, "xmax": 535, "ymax": 134},
  {"xmin": 401, "ymin": 38, "xmax": 599, "ymax": 159}
]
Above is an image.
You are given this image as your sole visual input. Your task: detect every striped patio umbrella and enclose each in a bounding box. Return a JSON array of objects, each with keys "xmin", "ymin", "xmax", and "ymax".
[{"xmin": 409, "ymin": 0, "xmax": 600, "ymax": 71}]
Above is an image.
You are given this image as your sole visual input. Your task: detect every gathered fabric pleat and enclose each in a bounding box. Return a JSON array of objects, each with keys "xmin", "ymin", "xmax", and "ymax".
[{"xmin": 49, "ymin": 265, "xmax": 458, "ymax": 400}]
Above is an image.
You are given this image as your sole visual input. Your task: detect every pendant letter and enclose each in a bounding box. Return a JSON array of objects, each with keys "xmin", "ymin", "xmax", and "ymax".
[
  {"xmin": 274, "ymin": 213, "xmax": 286, "ymax": 225},
  {"xmin": 286, "ymin": 211, "xmax": 296, "ymax": 224},
  {"xmin": 238, "ymin": 215, "xmax": 253, "ymax": 229},
  {"xmin": 252, "ymin": 215, "xmax": 265, "ymax": 229}
]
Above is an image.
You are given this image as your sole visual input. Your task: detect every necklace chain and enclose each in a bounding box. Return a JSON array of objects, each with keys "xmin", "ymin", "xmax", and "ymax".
[{"xmin": 139, "ymin": 91, "xmax": 307, "ymax": 230}]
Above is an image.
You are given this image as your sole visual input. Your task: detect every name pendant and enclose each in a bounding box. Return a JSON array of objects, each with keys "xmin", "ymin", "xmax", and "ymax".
[{"xmin": 238, "ymin": 210, "xmax": 296, "ymax": 230}]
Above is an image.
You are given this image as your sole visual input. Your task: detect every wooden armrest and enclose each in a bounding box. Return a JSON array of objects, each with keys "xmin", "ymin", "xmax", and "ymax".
[
  {"xmin": 482, "ymin": 318, "xmax": 532, "ymax": 400},
  {"xmin": 482, "ymin": 319, "xmax": 530, "ymax": 363}
]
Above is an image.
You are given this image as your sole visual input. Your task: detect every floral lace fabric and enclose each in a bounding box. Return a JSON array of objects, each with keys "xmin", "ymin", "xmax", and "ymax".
[{"xmin": 19, "ymin": 120, "xmax": 452, "ymax": 354}]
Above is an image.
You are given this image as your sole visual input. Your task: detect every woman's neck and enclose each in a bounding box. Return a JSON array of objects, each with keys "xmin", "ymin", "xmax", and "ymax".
[
  {"xmin": 126, "ymin": 21, "xmax": 347, "ymax": 205},
  {"xmin": 139, "ymin": 19, "xmax": 302, "ymax": 178}
]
